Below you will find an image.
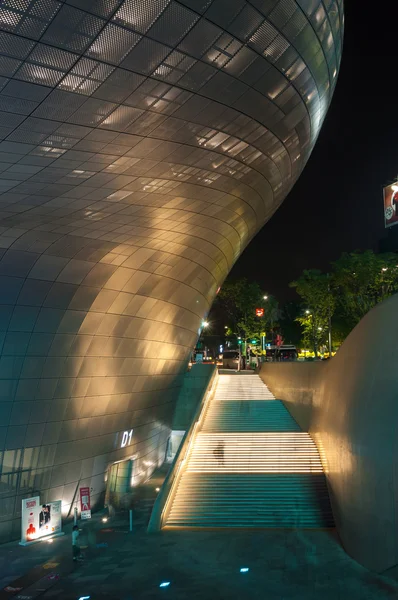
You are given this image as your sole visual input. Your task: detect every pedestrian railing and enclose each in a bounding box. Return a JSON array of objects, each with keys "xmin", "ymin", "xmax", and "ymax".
[{"xmin": 147, "ymin": 365, "xmax": 218, "ymax": 532}]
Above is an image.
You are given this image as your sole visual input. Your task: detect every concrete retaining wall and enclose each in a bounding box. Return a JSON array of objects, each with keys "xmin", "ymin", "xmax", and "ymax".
[{"xmin": 260, "ymin": 294, "xmax": 398, "ymax": 573}]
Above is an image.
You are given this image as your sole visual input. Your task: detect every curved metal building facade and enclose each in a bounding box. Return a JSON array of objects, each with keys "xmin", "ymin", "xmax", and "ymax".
[{"xmin": 0, "ymin": 0, "xmax": 343, "ymax": 540}]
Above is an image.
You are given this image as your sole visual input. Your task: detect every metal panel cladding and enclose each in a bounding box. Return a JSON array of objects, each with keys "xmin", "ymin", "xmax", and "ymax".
[{"xmin": 0, "ymin": 0, "xmax": 343, "ymax": 541}]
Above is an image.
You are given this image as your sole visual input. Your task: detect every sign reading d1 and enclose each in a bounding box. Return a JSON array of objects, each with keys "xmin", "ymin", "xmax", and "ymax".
[{"xmin": 80, "ymin": 487, "xmax": 91, "ymax": 520}]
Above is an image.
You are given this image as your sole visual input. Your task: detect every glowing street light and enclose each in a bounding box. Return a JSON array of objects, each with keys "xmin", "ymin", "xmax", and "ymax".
[
  {"xmin": 305, "ymin": 309, "xmax": 310, "ymax": 314},
  {"xmin": 202, "ymin": 321, "xmax": 209, "ymax": 328},
  {"xmin": 263, "ymin": 295, "xmax": 268, "ymax": 300}
]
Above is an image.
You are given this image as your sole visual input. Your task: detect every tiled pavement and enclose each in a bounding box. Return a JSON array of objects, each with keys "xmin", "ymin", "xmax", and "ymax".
[
  {"xmin": 0, "ymin": 468, "xmax": 397, "ymax": 600},
  {"xmin": 1, "ymin": 517, "xmax": 398, "ymax": 600},
  {"xmin": 42, "ymin": 527, "xmax": 398, "ymax": 600}
]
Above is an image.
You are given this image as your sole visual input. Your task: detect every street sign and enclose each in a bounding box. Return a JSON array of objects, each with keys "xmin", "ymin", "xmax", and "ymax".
[
  {"xmin": 255, "ymin": 308, "xmax": 264, "ymax": 317},
  {"xmin": 79, "ymin": 487, "xmax": 91, "ymax": 520}
]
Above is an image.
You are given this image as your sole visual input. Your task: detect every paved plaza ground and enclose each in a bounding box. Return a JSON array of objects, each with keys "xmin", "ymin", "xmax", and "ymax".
[
  {"xmin": 0, "ymin": 467, "xmax": 396, "ymax": 600},
  {"xmin": 1, "ymin": 506, "xmax": 398, "ymax": 600}
]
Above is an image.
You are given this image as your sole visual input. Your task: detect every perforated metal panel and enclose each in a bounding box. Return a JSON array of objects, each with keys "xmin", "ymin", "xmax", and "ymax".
[
  {"xmin": 113, "ymin": 0, "xmax": 170, "ymax": 33},
  {"xmin": 0, "ymin": 0, "xmax": 343, "ymax": 544}
]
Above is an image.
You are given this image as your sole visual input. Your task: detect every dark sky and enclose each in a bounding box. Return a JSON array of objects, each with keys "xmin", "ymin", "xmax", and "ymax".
[{"xmin": 230, "ymin": 2, "xmax": 398, "ymax": 302}]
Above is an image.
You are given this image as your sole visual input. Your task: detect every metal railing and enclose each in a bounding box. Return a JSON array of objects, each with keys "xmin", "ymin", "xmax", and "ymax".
[{"xmin": 147, "ymin": 365, "xmax": 218, "ymax": 532}]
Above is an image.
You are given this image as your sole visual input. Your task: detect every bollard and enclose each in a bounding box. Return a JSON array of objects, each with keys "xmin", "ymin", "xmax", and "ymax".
[
  {"xmin": 129, "ymin": 509, "xmax": 133, "ymax": 532},
  {"xmin": 74, "ymin": 506, "xmax": 78, "ymax": 526}
]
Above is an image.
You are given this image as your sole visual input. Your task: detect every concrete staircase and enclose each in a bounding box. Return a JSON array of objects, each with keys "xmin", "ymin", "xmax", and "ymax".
[{"xmin": 163, "ymin": 373, "xmax": 333, "ymax": 529}]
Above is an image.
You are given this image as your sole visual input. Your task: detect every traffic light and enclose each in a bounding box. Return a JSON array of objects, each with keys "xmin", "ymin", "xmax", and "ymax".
[
  {"xmin": 251, "ymin": 339, "xmax": 258, "ymax": 345},
  {"xmin": 237, "ymin": 339, "xmax": 242, "ymax": 345}
]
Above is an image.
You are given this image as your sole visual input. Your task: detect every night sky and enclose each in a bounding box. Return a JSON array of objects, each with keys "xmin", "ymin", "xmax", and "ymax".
[{"xmin": 230, "ymin": 3, "xmax": 398, "ymax": 302}]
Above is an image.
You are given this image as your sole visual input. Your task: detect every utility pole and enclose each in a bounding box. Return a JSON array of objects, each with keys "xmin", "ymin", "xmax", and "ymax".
[
  {"xmin": 328, "ymin": 311, "xmax": 332, "ymax": 357},
  {"xmin": 327, "ymin": 273, "xmax": 332, "ymax": 357},
  {"xmin": 313, "ymin": 314, "xmax": 318, "ymax": 358}
]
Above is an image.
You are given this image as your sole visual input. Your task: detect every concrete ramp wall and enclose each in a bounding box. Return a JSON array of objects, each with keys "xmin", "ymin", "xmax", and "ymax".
[{"xmin": 260, "ymin": 294, "xmax": 398, "ymax": 573}]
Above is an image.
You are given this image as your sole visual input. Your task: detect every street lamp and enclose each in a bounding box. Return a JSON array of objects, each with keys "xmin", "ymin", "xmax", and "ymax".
[
  {"xmin": 202, "ymin": 321, "xmax": 209, "ymax": 328},
  {"xmin": 263, "ymin": 295, "xmax": 268, "ymax": 300}
]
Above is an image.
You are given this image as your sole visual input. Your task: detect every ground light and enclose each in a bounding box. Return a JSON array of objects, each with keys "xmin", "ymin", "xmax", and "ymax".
[
  {"xmin": 240, "ymin": 568, "xmax": 249, "ymax": 573},
  {"xmin": 159, "ymin": 582, "xmax": 171, "ymax": 588}
]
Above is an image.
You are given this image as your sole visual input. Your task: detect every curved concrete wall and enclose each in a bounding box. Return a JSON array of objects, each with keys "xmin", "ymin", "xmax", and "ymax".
[
  {"xmin": 260, "ymin": 294, "xmax": 398, "ymax": 572},
  {"xmin": 0, "ymin": 0, "xmax": 343, "ymax": 541}
]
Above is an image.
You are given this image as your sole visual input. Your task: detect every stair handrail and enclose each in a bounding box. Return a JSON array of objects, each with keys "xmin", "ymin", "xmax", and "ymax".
[{"xmin": 147, "ymin": 365, "xmax": 218, "ymax": 532}]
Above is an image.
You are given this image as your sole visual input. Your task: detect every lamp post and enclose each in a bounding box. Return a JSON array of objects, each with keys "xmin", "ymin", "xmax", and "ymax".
[
  {"xmin": 327, "ymin": 274, "xmax": 332, "ymax": 357},
  {"xmin": 199, "ymin": 320, "xmax": 209, "ymax": 359},
  {"xmin": 306, "ymin": 310, "xmax": 317, "ymax": 358}
]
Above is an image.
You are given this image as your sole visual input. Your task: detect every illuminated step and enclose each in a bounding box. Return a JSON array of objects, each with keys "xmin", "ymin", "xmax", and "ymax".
[
  {"xmin": 202, "ymin": 400, "xmax": 300, "ymax": 432},
  {"xmin": 187, "ymin": 433, "xmax": 323, "ymax": 473},
  {"xmin": 162, "ymin": 373, "xmax": 333, "ymax": 530},
  {"xmin": 165, "ymin": 474, "xmax": 333, "ymax": 528}
]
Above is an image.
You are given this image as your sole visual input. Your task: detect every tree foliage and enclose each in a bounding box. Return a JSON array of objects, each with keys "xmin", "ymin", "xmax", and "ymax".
[
  {"xmin": 217, "ymin": 278, "xmax": 279, "ymax": 343},
  {"xmin": 332, "ymin": 250, "xmax": 398, "ymax": 327},
  {"xmin": 289, "ymin": 269, "xmax": 334, "ymax": 354},
  {"xmin": 290, "ymin": 251, "xmax": 398, "ymax": 351}
]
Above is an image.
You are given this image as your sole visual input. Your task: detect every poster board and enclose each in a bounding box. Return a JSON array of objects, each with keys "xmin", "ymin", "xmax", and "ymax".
[
  {"xmin": 80, "ymin": 486, "xmax": 91, "ymax": 520},
  {"xmin": 384, "ymin": 182, "xmax": 398, "ymax": 228},
  {"xmin": 20, "ymin": 497, "xmax": 63, "ymax": 546}
]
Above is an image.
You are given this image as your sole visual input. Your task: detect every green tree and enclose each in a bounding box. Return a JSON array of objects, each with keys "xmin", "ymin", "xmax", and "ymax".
[
  {"xmin": 332, "ymin": 250, "xmax": 398, "ymax": 327},
  {"xmin": 217, "ymin": 279, "xmax": 279, "ymax": 349},
  {"xmin": 290, "ymin": 270, "xmax": 335, "ymax": 356},
  {"xmin": 281, "ymin": 301, "xmax": 309, "ymax": 347}
]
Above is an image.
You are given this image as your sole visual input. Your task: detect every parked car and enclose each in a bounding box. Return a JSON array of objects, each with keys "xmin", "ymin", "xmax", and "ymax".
[{"xmin": 222, "ymin": 350, "xmax": 240, "ymax": 369}]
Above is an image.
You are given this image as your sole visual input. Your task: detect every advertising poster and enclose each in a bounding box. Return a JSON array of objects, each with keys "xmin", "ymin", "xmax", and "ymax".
[
  {"xmin": 39, "ymin": 500, "xmax": 62, "ymax": 537},
  {"xmin": 80, "ymin": 487, "xmax": 91, "ymax": 519},
  {"xmin": 21, "ymin": 496, "xmax": 40, "ymax": 543},
  {"xmin": 383, "ymin": 182, "xmax": 398, "ymax": 228},
  {"xmin": 21, "ymin": 497, "xmax": 63, "ymax": 545}
]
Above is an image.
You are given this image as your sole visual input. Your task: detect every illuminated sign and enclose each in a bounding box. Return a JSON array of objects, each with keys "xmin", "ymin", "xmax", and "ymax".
[
  {"xmin": 255, "ymin": 308, "xmax": 264, "ymax": 317},
  {"xmin": 20, "ymin": 497, "xmax": 62, "ymax": 545},
  {"xmin": 80, "ymin": 487, "xmax": 91, "ymax": 520},
  {"xmin": 120, "ymin": 429, "xmax": 133, "ymax": 448},
  {"xmin": 383, "ymin": 182, "xmax": 398, "ymax": 228}
]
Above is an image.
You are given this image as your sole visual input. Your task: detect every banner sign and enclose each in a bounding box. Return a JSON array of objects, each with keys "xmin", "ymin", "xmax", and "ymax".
[
  {"xmin": 384, "ymin": 182, "xmax": 398, "ymax": 228},
  {"xmin": 21, "ymin": 497, "xmax": 62, "ymax": 545},
  {"xmin": 80, "ymin": 487, "xmax": 91, "ymax": 520},
  {"xmin": 21, "ymin": 496, "xmax": 40, "ymax": 543}
]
